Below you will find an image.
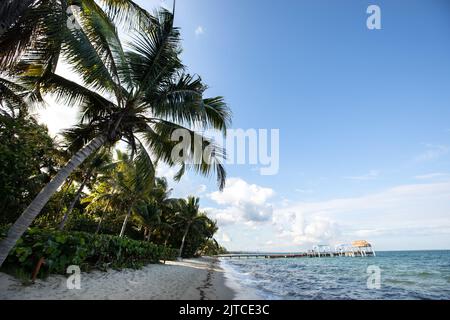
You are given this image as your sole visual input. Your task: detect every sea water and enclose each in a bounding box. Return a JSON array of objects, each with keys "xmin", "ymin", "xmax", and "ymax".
[{"xmin": 220, "ymin": 250, "xmax": 450, "ymax": 300}]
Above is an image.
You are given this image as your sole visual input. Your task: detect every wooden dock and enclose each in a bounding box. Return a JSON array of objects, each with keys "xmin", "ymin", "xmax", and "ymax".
[
  {"xmin": 217, "ymin": 253, "xmax": 308, "ymax": 259},
  {"xmin": 217, "ymin": 251, "xmax": 375, "ymax": 259},
  {"xmin": 217, "ymin": 241, "xmax": 376, "ymax": 260},
  {"xmin": 217, "ymin": 248, "xmax": 375, "ymax": 260}
]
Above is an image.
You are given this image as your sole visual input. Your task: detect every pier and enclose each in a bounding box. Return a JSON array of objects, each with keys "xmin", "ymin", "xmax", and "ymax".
[
  {"xmin": 218, "ymin": 253, "xmax": 308, "ymax": 259},
  {"xmin": 217, "ymin": 240, "xmax": 376, "ymax": 259}
]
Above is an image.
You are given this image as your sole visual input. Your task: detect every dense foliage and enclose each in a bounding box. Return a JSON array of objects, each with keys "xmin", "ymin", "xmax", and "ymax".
[
  {"xmin": 0, "ymin": 109, "xmax": 61, "ymax": 225},
  {"xmin": 0, "ymin": 227, "xmax": 177, "ymax": 277},
  {"xmin": 0, "ymin": 1, "xmax": 230, "ymax": 274},
  {"xmin": 198, "ymin": 239, "xmax": 228, "ymax": 256},
  {"xmin": 0, "ymin": 0, "xmax": 231, "ymax": 268},
  {"xmin": 0, "ymin": 107, "xmax": 225, "ymax": 277},
  {"xmin": 0, "ymin": 125, "xmax": 225, "ymax": 276}
]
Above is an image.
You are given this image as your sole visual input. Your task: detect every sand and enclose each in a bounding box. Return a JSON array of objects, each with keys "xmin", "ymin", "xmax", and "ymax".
[{"xmin": 0, "ymin": 257, "xmax": 235, "ymax": 300}]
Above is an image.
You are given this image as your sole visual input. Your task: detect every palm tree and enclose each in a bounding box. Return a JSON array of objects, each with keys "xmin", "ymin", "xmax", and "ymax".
[
  {"xmin": 0, "ymin": 7, "xmax": 230, "ymax": 266},
  {"xmin": 0, "ymin": 77, "xmax": 40, "ymax": 114},
  {"xmin": 99, "ymin": 148, "xmax": 155, "ymax": 237},
  {"xmin": 58, "ymin": 148, "xmax": 114, "ymax": 230},
  {"xmin": 81, "ymin": 180, "xmax": 114, "ymax": 234},
  {"xmin": 174, "ymin": 196, "xmax": 212, "ymax": 259},
  {"xmin": 136, "ymin": 202, "xmax": 161, "ymax": 241},
  {"xmin": 135, "ymin": 177, "xmax": 174, "ymax": 241},
  {"xmin": 0, "ymin": 0, "xmax": 154, "ymax": 76}
]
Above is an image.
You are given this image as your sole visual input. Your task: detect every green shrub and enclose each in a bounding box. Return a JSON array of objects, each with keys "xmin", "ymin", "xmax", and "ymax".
[
  {"xmin": 64, "ymin": 214, "xmax": 143, "ymax": 240},
  {"xmin": 0, "ymin": 226, "xmax": 178, "ymax": 278}
]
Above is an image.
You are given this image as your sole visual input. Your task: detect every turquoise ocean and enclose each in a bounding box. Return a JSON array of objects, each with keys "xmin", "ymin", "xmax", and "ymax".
[{"xmin": 221, "ymin": 250, "xmax": 450, "ymax": 300}]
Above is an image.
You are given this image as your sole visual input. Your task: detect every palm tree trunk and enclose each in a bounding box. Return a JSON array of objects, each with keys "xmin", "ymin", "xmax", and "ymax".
[
  {"xmin": 146, "ymin": 227, "xmax": 152, "ymax": 242},
  {"xmin": 95, "ymin": 215, "xmax": 103, "ymax": 234},
  {"xmin": 119, "ymin": 206, "xmax": 133, "ymax": 238},
  {"xmin": 164, "ymin": 233, "xmax": 170, "ymax": 247},
  {"xmin": 0, "ymin": 135, "xmax": 106, "ymax": 267},
  {"xmin": 143, "ymin": 227, "xmax": 149, "ymax": 241},
  {"xmin": 58, "ymin": 168, "xmax": 93, "ymax": 230},
  {"xmin": 178, "ymin": 222, "xmax": 191, "ymax": 259},
  {"xmin": 96, "ymin": 196, "xmax": 112, "ymax": 234},
  {"xmin": 56, "ymin": 178, "xmax": 73, "ymax": 214},
  {"xmin": 95, "ymin": 199, "xmax": 111, "ymax": 234}
]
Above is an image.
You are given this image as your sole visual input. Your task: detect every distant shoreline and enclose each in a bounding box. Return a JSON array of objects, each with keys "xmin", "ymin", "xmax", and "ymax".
[{"xmin": 0, "ymin": 257, "xmax": 235, "ymax": 300}]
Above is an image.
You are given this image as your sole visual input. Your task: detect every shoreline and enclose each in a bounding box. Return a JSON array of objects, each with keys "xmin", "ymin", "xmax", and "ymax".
[{"xmin": 0, "ymin": 257, "xmax": 235, "ymax": 300}]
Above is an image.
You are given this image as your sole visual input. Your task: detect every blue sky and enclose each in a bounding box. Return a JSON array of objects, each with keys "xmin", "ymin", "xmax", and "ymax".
[{"xmin": 39, "ymin": 0, "xmax": 450, "ymax": 251}]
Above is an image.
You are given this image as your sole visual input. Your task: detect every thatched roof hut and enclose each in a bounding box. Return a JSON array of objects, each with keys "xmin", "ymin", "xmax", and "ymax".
[{"xmin": 351, "ymin": 240, "xmax": 372, "ymax": 247}]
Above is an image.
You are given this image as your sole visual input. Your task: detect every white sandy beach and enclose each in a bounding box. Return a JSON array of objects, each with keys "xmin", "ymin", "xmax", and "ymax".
[{"xmin": 0, "ymin": 257, "xmax": 235, "ymax": 300}]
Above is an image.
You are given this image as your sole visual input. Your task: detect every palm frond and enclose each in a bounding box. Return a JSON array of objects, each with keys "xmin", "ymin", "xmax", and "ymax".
[
  {"xmin": 126, "ymin": 9, "xmax": 182, "ymax": 95},
  {"xmin": 202, "ymin": 96, "xmax": 232, "ymax": 134},
  {"xmin": 132, "ymin": 140, "xmax": 156, "ymax": 193},
  {"xmin": 0, "ymin": 0, "xmax": 65, "ymax": 74},
  {"xmin": 139, "ymin": 120, "xmax": 227, "ymax": 190},
  {"xmin": 38, "ymin": 72, "xmax": 115, "ymax": 112},
  {"xmin": 61, "ymin": 123, "xmax": 104, "ymax": 152},
  {"xmin": 61, "ymin": 8, "xmax": 118, "ymax": 96},
  {"xmin": 0, "ymin": 77, "xmax": 41, "ymax": 114},
  {"xmin": 97, "ymin": 0, "xmax": 157, "ymax": 31},
  {"xmin": 75, "ymin": 0, "xmax": 132, "ymax": 98},
  {"xmin": 148, "ymin": 73, "xmax": 232, "ymax": 133}
]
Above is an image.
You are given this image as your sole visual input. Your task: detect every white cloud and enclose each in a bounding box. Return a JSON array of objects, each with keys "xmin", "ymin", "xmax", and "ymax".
[
  {"xmin": 208, "ymin": 178, "xmax": 275, "ymax": 225},
  {"xmin": 221, "ymin": 232, "xmax": 231, "ymax": 242},
  {"xmin": 203, "ymin": 207, "xmax": 235, "ymax": 226},
  {"xmin": 344, "ymin": 170, "xmax": 380, "ymax": 181},
  {"xmin": 209, "ymin": 178, "xmax": 274, "ymax": 206},
  {"xmin": 414, "ymin": 173, "xmax": 449, "ymax": 180},
  {"xmin": 271, "ymin": 181, "xmax": 450, "ymax": 250},
  {"xmin": 36, "ymin": 98, "xmax": 79, "ymax": 138},
  {"xmin": 207, "ymin": 179, "xmax": 450, "ymax": 251},
  {"xmin": 35, "ymin": 59, "xmax": 92, "ymax": 137},
  {"xmin": 156, "ymin": 163, "xmax": 178, "ymax": 180},
  {"xmin": 272, "ymin": 212, "xmax": 340, "ymax": 247},
  {"xmin": 195, "ymin": 25, "xmax": 204, "ymax": 36},
  {"xmin": 155, "ymin": 163, "xmax": 208, "ymax": 198}
]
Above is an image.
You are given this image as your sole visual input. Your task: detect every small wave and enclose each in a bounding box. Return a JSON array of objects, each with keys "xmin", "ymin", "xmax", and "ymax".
[
  {"xmin": 417, "ymin": 271, "xmax": 439, "ymax": 278},
  {"xmin": 384, "ymin": 279, "xmax": 416, "ymax": 285},
  {"xmin": 219, "ymin": 251, "xmax": 450, "ymax": 299},
  {"xmin": 220, "ymin": 259, "xmax": 266, "ymax": 299}
]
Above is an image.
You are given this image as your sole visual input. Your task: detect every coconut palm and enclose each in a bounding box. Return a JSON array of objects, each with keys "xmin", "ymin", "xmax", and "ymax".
[
  {"xmin": 100, "ymin": 148, "xmax": 155, "ymax": 237},
  {"xmin": 0, "ymin": 7, "xmax": 230, "ymax": 266},
  {"xmin": 135, "ymin": 177, "xmax": 174, "ymax": 241},
  {"xmin": 135, "ymin": 202, "xmax": 161, "ymax": 241},
  {"xmin": 58, "ymin": 148, "xmax": 115, "ymax": 230},
  {"xmin": 81, "ymin": 180, "xmax": 114, "ymax": 234},
  {"xmin": 173, "ymin": 196, "xmax": 213, "ymax": 259},
  {"xmin": 0, "ymin": 0, "xmax": 155, "ymax": 76},
  {"xmin": 0, "ymin": 77, "xmax": 41, "ymax": 114}
]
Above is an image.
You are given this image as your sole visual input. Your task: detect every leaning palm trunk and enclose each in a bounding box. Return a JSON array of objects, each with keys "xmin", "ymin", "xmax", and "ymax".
[
  {"xmin": 146, "ymin": 227, "xmax": 153, "ymax": 242},
  {"xmin": 178, "ymin": 222, "xmax": 191, "ymax": 259},
  {"xmin": 58, "ymin": 168, "xmax": 93, "ymax": 230},
  {"xmin": 119, "ymin": 206, "xmax": 133, "ymax": 238},
  {"xmin": 143, "ymin": 227, "xmax": 152, "ymax": 241},
  {"xmin": 95, "ymin": 215, "xmax": 104, "ymax": 234},
  {"xmin": 0, "ymin": 135, "xmax": 107, "ymax": 267},
  {"xmin": 95, "ymin": 198, "xmax": 112, "ymax": 234}
]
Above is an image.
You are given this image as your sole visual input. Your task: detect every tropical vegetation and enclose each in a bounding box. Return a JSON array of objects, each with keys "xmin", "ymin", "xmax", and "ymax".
[{"xmin": 0, "ymin": 0, "xmax": 229, "ymax": 277}]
